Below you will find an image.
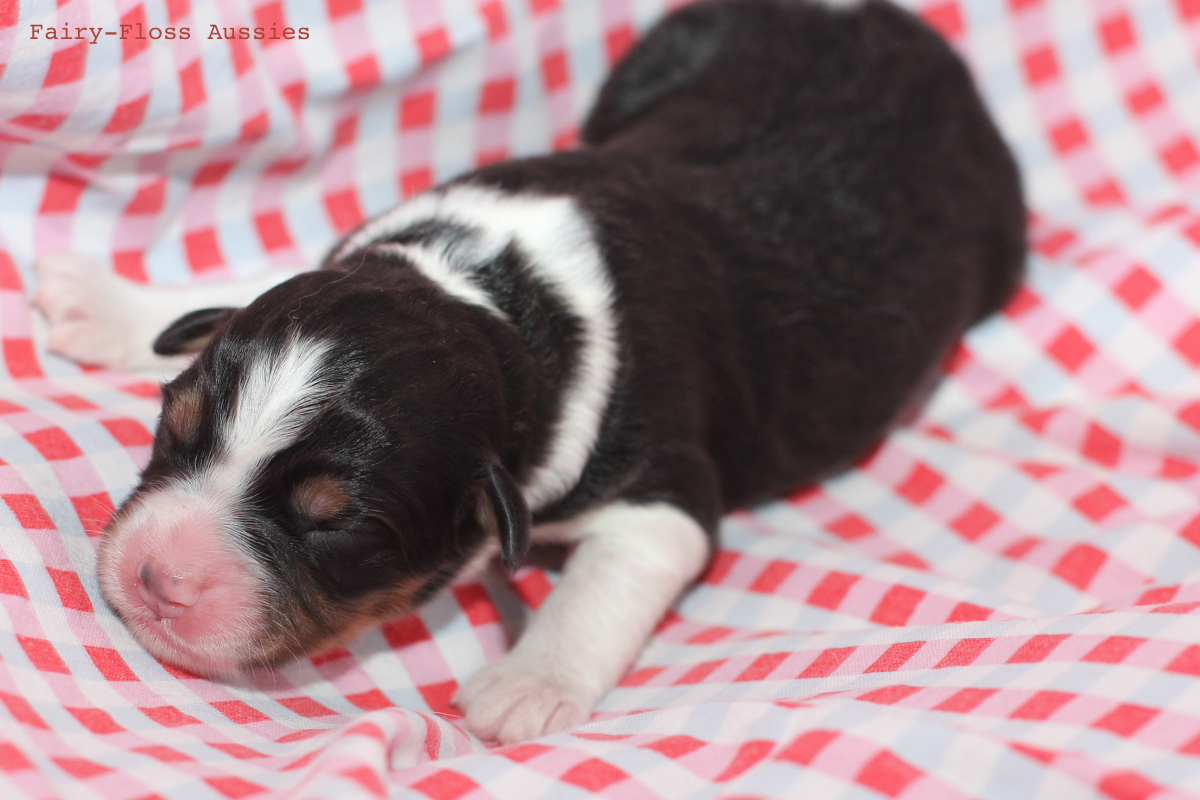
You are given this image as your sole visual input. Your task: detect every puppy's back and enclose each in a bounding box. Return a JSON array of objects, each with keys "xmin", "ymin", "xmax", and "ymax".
[
  {"xmin": 583, "ymin": 0, "xmax": 1023, "ymax": 316},
  {"xmin": 577, "ymin": 0, "xmax": 1026, "ymax": 505}
]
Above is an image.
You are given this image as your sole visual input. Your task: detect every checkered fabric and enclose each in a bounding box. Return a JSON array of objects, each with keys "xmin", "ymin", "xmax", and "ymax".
[{"xmin": 3, "ymin": 0, "xmax": 1200, "ymax": 796}]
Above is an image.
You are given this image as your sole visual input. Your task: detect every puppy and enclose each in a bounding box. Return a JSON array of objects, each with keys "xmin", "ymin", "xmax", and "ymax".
[{"xmin": 33, "ymin": 0, "xmax": 1024, "ymax": 744}]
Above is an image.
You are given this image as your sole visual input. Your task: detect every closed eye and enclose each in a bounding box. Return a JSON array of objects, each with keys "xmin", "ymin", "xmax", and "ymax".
[
  {"xmin": 293, "ymin": 475, "xmax": 351, "ymax": 522},
  {"xmin": 162, "ymin": 387, "xmax": 203, "ymax": 443}
]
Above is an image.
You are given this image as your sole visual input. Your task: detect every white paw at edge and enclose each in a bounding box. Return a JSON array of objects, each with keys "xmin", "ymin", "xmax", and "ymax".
[
  {"xmin": 454, "ymin": 652, "xmax": 597, "ymax": 745},
  {"xmin": 31, "ymin": 253, "xmax": 159, "ymax": 371}
]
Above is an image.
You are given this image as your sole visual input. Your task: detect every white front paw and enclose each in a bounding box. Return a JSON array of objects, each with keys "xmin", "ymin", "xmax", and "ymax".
[
  {"xmin": 454, "ymin": 652, "xmax": 597, "ymax": 744},
  {"xmin": 32, "ymin": 254, "xmax": 159, "ymax": 370}
]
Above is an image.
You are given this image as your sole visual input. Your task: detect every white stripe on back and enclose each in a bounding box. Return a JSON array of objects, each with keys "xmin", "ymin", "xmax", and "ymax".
[
  {"xmin": 367, "ymin": 242, "xmax": 504, "ymax": 317},
  {"xmin": 338, "ymin": 185, "xmax": 618, "ymax": 512}
]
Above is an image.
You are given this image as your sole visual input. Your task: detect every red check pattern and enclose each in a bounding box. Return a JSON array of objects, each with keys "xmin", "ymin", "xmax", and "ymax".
[{"xmin": 4, "ymin": 0, "xmax": 1200, "ymax": 797}]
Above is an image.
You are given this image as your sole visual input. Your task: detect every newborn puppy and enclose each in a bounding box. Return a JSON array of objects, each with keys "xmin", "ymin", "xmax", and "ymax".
[{"xmin": 33, "ymin": 0, "xmax": 1024, "ymax": 744}]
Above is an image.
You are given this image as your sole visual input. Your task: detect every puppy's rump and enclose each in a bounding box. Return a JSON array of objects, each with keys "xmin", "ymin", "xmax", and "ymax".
[
  {"xmin": 467, "ymin": 0, "xmax": 1025, "ymax": 517},
  {"xmin": 585, "ymin": 0, "xmax": 1024, "ymax": 315}
]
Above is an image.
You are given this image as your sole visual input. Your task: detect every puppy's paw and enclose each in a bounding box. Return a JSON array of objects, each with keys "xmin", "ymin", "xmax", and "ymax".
[
  {"xmin": 454, "ymin": 653, "xmax": 596, "ymax": 744},
  {"xmin": 32, "ymin": 254, "xmax": 158, "ymax": 370}
]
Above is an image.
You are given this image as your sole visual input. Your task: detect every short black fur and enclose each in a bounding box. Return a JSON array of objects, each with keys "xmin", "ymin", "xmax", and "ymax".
[
  {"xmin": 125, "ymin": 0, "xmax": 1025, "ymax": 669},
  {"xmin": 153, "ymin": 307, "xmax": 236, "ymax": 355}
]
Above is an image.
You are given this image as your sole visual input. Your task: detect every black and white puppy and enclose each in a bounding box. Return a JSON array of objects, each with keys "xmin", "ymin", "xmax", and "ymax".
[{"xmin": 33, "ymin": 0, "xmax": 1024, "ymax": 744}]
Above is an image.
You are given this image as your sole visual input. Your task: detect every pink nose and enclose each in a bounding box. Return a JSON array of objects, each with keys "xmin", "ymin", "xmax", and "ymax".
[{"xmin": 135, "ymin": 558, "xmax": 202, "ymax": 620}]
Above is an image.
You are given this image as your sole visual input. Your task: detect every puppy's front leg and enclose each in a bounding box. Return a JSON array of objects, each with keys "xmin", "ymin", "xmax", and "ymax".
[
  {"xmin": 31, "ymin": 253, "xmax": 301, "ymax": 372},
  {"xmin": 455, "ymin": 501, "xmax": 710, "ymax": 744}
]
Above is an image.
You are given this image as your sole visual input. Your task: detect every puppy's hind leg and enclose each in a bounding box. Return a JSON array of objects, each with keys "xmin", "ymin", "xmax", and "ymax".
[
  {"xmin": 454, "ymin": 501, "xmax": 710, "ymax": 744},
  {"xmin": 32, "ymin": 253, "xmax": 301, "ymax": 372}
]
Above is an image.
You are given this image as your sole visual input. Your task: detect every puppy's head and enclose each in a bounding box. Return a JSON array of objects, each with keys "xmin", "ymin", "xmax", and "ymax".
[{"xmin": 97, "ymin": 265, "xmax": 531, "ymax": 677}]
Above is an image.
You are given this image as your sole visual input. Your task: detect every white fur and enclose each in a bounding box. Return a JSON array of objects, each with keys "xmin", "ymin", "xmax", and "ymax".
[
  {"xmin": 96, "ymin": 336, "xmax": 337, "ymax": 674},
  {"xmin": 96, "ymin": 488, "xmax": 267, "ymax": 676},
  {"xmin": 453, "ymin": 501, "xmax": 710, "ymax": 744},
  {"xmin": 32, "ymin": 253, "xmax": 300, "ymax": 373},
  {"xmin": 161, "ymin": 335, "xmax": 337, "ymax": 545},
  {"xmin": 336, "ymin": 185, "xmax": 619, "ymax": 512},
  {"xmin": 217, "ymin": 336, "xmax": 336, "ymax": 476},
  {"xmin": 367, "ymin": 243, "xmax": 503, "ymax": 317},
  {"xmin": 37, "ymin": 186, "xmax": 619, "ymax": 512}
]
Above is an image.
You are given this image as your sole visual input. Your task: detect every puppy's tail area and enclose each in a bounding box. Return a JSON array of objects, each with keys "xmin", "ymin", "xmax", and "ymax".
[
  {"xmin": 580, "ymin": 1, "xmax": 727, "ymax": 148},
  {"xmin": 579, "ymin": 0, "xmax": 874, "ymax": 157}
]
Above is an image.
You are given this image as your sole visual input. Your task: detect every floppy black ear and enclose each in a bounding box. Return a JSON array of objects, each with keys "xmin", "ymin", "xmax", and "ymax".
[
  {"xmin": 152, "ymin": 307, "xmax": 237, "ymax": 356},
  {"xmin": 477, "ymin": 462, "xmax": 531, "ymax": 571}
]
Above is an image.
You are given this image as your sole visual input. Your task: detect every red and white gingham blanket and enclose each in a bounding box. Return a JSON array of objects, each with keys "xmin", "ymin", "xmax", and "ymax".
[{"xmin": 3, "ymin": 0, "xmax": 1200, "ymax": 797}]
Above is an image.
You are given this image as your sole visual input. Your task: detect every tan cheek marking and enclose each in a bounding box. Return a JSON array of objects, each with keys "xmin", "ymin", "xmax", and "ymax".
[
  {"xmin": 315, "ymin": 579, "xmax": 427, "ymax": 650},
  {"xmin": 162, "ymin": 389, "xmax": 202, "ymax": 442},
  {"xmin": 294, "ymin": 476, "xmax": 351, "ymax": 522},
  {"xmin": 263, "ymin": 577, "xmax": 429, "ymax": 668},
  {"xmin": 366, "ymin": 577, "xmax": 427, "ymax": 622}
]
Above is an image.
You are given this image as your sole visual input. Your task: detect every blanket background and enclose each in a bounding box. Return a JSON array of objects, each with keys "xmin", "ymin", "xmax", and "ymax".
[{"xmin": 4, "ymin": 0, "xmax": 1200, "ymax": 796}]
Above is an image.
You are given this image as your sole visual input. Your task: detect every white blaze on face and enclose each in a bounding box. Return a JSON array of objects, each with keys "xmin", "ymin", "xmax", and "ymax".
[
  {"xmin": 218, "ymin": 336, "xmax": 336, "ymax": 476},
  {"xmin": 98, "ymin": 335, "xmax": 335, "ymax": 676}
]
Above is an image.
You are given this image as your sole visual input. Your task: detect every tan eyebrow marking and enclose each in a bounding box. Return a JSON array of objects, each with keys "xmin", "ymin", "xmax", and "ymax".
[
  {"xmin": 294, "ymin": 475, "xmax": 351, "ymax": 522},
  {"xmin": 162, "ymin": 388, "xmax": 203, "ymax": 442}
]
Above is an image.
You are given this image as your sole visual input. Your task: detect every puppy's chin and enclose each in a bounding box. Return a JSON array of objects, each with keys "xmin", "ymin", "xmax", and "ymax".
[{"xmin": 109, "ymin": 603, "xmax": 261, "ymax": 680}]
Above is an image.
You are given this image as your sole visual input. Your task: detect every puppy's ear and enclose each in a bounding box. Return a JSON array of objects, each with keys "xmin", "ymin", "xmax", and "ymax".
[
  {"xmin": 152, "ymin": 307, "xmax": 237, "ymax": 355},
  {"xmin": 475, "ymin": 462, "xmax": 531, "ymax": 571}
]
